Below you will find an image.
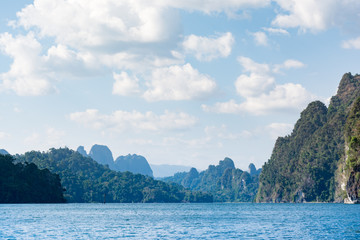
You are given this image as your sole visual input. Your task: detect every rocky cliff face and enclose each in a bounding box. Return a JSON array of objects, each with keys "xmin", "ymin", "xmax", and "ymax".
[
  {"xmin": 341, "ymin": 96, "xmax": 360, "ymax": 203},
  {"xmin": 114, "ymin": 154, "xmax": 153, "ymax": 177},
  {"xmin": 257, "ymin": 73, "xmax": 360, "ymax": 203},
  {"xmin": 79, "ymin": 145, "xmax": 154, "ymax": 177},
  {"xmin": 88, "ymin": 144, "xmax": 115, "ymax": 169}
]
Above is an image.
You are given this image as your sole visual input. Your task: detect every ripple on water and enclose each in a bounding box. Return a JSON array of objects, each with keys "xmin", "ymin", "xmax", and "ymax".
[{"xmin": 0, "ymin": 203, "xmax": 360, "ymax": 239}]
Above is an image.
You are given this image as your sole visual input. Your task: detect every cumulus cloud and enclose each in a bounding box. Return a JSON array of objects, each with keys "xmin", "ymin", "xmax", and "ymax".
[
  {"xmin": 235, "ymin": 57, "xmax": 274, "ymax": 97},
  {"xmin": 251, "ymin": 31, "xmax": 268, "ymax": 46},
  {"xmin": 143, "ymin": 63, "xmax": 216, "ymax": 101},
  {"xmin": 112, "ymin": 72, "xmax": 140, "ymax": 96},
  {"xmin": 342, "ymin": 37, "xmax": 360, "ymax": 49},
  {"xmin": 0, "ymin": 32, "xmax": 100, "ymax": 96},
  {"xmin": 265, "ymin": 122, "xmax": 293, "ymax": 139},
  {"xmin": 183, "ymin": 32, "xmax": 234, "ymax": 61},
  {"xmin": 203, "ymin": 57, "xmax": 313, "ymax": 115},
  {"xmin": 69, "ymin": 109, "xmax": 198, "ymax": 132},
  {"xmin": 167, "ymin": 0, "xmax": 271, "ymax": 15},
  {"xmin": 273, "ymin": 59, "xmax": 305, "ymax": 73},
  {"xmin": 239, "ymin": 83, "xmax": 315, "ymax": 115},
  {"xmin": 272, "ymin": 0, "xmax": 360, "ymax": 32},
  {"xmin": 16, "ymin": 0, "xmax": 181, "ymax": 48},
  {"xmin": 0, "ymin": 32, "xmax": 54, "ymax": 96}
]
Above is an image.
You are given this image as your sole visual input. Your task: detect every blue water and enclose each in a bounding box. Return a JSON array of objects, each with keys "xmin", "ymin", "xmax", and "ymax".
[{"xmin": 0, "ymin": 203, "xmax": 359, "ymax": 239}]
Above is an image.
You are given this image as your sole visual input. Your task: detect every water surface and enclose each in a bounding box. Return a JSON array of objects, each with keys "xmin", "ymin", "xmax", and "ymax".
[{"xmin": 0, "ymin": 203, "xmax": 359, "ymax": 239}]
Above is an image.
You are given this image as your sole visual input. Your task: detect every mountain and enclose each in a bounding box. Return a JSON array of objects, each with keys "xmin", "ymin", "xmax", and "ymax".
[
  {"xmin": 151, "ymin": 164, "xmax": 192, "ymax": 178},
  {"xmin": 248, "ymin": 163, "xmax": 261, "ymax": 176},
  {"xmin": 0, "ymin": 154, "xmax": 65, "ymax": 203},
  {"xmin": 76, "ymin": 146, "xmax": 88, "ymax": 157},
  {"xmin": 341, "ymin": 96, "xmax": 360, "ymax": 203},
  {"xmin": 78, "ymin": 145, "xmax": 154, "ymax": 177},
  {"xmin": 114, "ymin": 154, "xmax": 153, "ymax": 177},
  {"xmin": 256, "ymin": 73, "xmax": 360, "ymax": 203},
  {"xmin": 163, "ymin": 157, "xmax": 260, "ymax": 202},
  {"xmin": 0, "ymin": 149, "xmax": 9, "ymax": 155},
  {"xmin": 16, "ymin": 148, "xmax": 212, "ymax": 203},
  {"xmin": 88, "ymin": 144, "xmax": 115, "ymax": 169}
]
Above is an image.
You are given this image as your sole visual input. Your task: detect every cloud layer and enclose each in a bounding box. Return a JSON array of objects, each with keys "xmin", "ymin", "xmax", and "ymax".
[
  {"xmin": 143, "ymin": 64, "xmax": 217, "ymax": 101},
  {"xmin": 183, "ymin": 32, "xmax": 235, "ymax": 61},
  {"xmin": 69, "ymin": 109, "xmax": 198, "ymax": 132},
  {"xmin": 203, "ymin": 57, "xmax": 314, "ymax": 115}
]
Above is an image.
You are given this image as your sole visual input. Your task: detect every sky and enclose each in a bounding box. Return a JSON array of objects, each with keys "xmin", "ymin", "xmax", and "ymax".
[{"xmin": 0, "ymin": 0, "xmax": 360, "ymax": 170}]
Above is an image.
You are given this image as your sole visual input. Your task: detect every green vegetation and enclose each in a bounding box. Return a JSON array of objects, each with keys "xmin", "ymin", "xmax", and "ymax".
[
  {"xmin": 15, "ymin": 148, "xmax": 212, "ymax": 203},
  {"xmin": 343, "ymin": 96, "xmax": 360, "ymax": 202},
  {"xmin": 257, "ymin": 73, "xmax": 360, "ymax": 203},
  {"xmin": 163, "ymin": 158, "xmax": 260, "ymax": 202},
  {"xmin": 0, "ymin": 154, "xmax": 65, "ymax": 203}
]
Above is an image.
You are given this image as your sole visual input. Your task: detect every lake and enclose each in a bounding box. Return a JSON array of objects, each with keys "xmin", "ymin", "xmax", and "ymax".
[{"xmin": 0, "ymin": 203, "xmax": 359, "ymax": 239}]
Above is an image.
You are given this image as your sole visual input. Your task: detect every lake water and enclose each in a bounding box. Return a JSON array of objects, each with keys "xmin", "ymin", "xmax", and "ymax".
[{"xmin": 0, "ymin": 203, "xmax": 359, "ymax": 239}]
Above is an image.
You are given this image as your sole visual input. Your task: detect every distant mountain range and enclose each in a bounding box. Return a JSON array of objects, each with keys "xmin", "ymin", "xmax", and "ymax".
[
  {"xmin": 76, "ymin": 145, "xmax": 194, "ymax": 178},
  {"xmin": 77, "ymin": 144, "xmax": 154, "ymax": 177},
  {"xmin": 163, "ymin": 157, "xmax": 261, "ymax": 202},
  {"xmin": 15, "ymin": 148, "xmax": 213, "ymax": 203}
]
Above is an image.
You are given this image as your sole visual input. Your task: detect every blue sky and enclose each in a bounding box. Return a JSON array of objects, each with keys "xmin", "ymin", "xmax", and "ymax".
[{"xmin": 1, "ymin": 0, "xmax": 360, "ymax": 170}]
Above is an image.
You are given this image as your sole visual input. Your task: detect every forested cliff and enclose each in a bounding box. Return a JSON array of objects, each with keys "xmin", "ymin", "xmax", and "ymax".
[{"xmin": 256, "ymin": 73, "xmax": 360, "ymax": 203}]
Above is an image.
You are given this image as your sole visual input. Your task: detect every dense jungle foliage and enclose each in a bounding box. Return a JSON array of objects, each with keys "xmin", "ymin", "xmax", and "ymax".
[
  {"xmin": 256, "ymin": 73, "xmax": 360, "ymax": 203},
  {"xmin": 0, "ymin": 154, "xmax": 65, "ymax": 203}
]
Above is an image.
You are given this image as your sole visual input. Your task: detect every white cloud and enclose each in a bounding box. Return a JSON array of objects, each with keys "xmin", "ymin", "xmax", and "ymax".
[
  {"xmin": 69, "ymin": 109, "xmax": 198, "ymax": 132},
  {"xmin": 251, "ymin": 31, "xmax": 268, "ymax": 46},
  {"xmin": 235, "ymin": 57, "xmax": 274, "ymax": 97},
  {"xmin": 342, "ymin": 37, "xmax": 360, "ymax": 49},
  {"xmin": 265, "ymin": 122, "xmax": 293, "ymax": 139},
  {"xmin": 167, "ymin": 0, "xmax": 271, "ymax": 15},
  {"xmin": 262, "ymin": 27, "xmax": 289, "ymax": 35},
  {"xmin": 16, "ymin": 0, "xmax": 181, "ymax": 48},
  {"xmin": 203, "ymin": 57, "xmax": 314, "ymax": 115},
  {"xmin": 273, "ymin": 59, "xmax": 305, "ymax": 73},
  {"xmin": 183, "ymin": 32, "xmax": 235, "ymax": 61},
  {"xmin": 205, "ymin": 83, "xmax": 314, "ymax": 115},
  {"xmin": 0, "ymin": 32, "xmax": 98, "ymax": 96},
  {"xmin": 143, "ymin": 63, "xmax": 216, "ymax": 101},
  {"xmin": 236, "ymin": 74, "xmax": 275, "ymax": 98},
  {"xmin": 202, "ymin": 99, "xmax": 242, "ymax": 114},
  {"xmin": 272, "ymin": 0, "xmax": 360, "ymax": 32},
  {"xmin": 241, "ymin": 83, "xmax": 315, "ymax": 114},
  {"xmin": 0, "ymin": 32, "xmax": 55, "ymax": 96},
  {"xmin": 112, "ymin": 72, "xmax": 140, "ymax": 96},
  {"xmin": 237, "ymin": 56, "xmax": 271, "ymax": 74}
]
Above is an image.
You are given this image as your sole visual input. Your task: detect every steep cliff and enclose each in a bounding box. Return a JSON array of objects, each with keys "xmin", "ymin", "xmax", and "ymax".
[
  {"xmin": 114, "ymin": 154, "xmax": 153, "ymax": 177},
  {"xmin": 88, "ymin": 144, "xmax": 115, "ymax": 169},
  {"xmin": 257, "ymin": 73, "xmax": 360, "ymax": 203},
  {"xmin": 341, "ymin": 96, "xmax": 360, "ymax": 203}
]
